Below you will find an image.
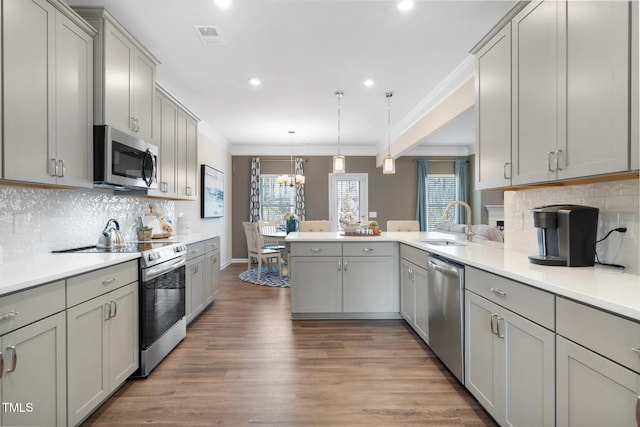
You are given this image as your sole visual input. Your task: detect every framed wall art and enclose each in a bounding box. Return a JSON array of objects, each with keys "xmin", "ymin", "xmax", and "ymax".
[{"xmin": 201, "ymin": 165, "xmax": 224, "ymax": 218}]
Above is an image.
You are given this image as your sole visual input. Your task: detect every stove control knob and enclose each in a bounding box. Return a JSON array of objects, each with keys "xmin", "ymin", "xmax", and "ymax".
[
  {"xmin": 148, "ymin": 252, "xmax": 158, "ymax": 261},
  {"xmin": 174, "ymin": 245, "xmax": 185, "ymax": 253}
]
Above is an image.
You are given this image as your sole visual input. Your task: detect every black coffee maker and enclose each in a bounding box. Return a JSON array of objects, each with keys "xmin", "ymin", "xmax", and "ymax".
[{"xmin": 528, "ymin": 204, "xmax": 599, "ymax": 267}]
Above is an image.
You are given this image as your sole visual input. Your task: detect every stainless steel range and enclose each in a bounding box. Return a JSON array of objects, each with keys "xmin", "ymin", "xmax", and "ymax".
[{"xmin": 54, "ymin": 241, "xmax": 187, "ymax": 377}]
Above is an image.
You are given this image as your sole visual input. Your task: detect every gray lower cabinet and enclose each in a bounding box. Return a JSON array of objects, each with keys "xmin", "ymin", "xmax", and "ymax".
[
  {"xmin": 556, "ymin": 297, "xmax": 640, "ymax": 426},
  {"xmin": 400, "ymin": 258, "xmax": 429, "ymax": 344},
  {"xmin": 290, "ymin": 242, "xmax": 398, "ymax": 317},
  {"xmin": 67, "ymin": 261, "xmax": 139, "ymax": 426},
  {"xmin": 465, "ymin": 267, "xmax": 555, "ymax": 426},
  {"xmin": 186, "ymin": 238, "xmax": 220, "ymax": 323},
  {"xmin": 0, "ymin": 280, "xmax": 67, "ymax": 427}
]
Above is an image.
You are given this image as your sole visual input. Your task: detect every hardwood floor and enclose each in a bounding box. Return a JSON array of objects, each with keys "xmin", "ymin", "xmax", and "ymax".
[{"xmin": 84, "ymin": 263, "xmax": 496, "ymax": 426}]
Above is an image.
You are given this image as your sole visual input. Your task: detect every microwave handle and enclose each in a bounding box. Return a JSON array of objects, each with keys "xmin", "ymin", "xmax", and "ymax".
[{"xmin": 142, "ymin": 149, "xmax": 156, "ymax": 188}]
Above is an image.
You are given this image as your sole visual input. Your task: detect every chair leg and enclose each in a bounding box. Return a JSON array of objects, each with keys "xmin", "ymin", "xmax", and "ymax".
[
  {"xmin": 257, "ymin": 258, "xmax": 262, "ymax": 281},
  {"xmin": 247, "ymin": 256, "xmax": 251, "ymax": 273},
  {"xmin": 277, "ymin": 254, "xmax": 282, "ymax": 277}
]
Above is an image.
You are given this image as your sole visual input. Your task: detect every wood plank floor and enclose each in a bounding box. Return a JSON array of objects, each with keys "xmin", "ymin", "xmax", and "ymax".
[{"xmin": 84, "ymin": 263, "xmax": 497, "ymax": 426}]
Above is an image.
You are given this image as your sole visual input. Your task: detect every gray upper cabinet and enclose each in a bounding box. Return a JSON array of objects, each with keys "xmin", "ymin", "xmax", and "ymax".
[
  {"xmin": 511, "ymin": 0, "xmax": 559, "ymax": 186},
  {"xmin": 476, "ymin": 0, "xmax": 634, "ymax": 189},
  {"xmin": 475, "ymin": 23, "xmax": 512, "ymax": 190},
  {"xmin": 3, "ymin": 0, "xmax": 94, "ymax": 187},
  {"xmin": 73, "ymin": 7, "xmax": 159, "ymax": 141}
]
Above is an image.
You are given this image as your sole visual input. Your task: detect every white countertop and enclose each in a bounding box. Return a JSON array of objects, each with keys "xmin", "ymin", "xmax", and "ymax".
[
  {"xmin": 0, "ymin": 232, "xmax": 218, "ymax": 297},
  {"xmin": 286, "ymin": 231, "xmax": 640, "ymax": 321}
]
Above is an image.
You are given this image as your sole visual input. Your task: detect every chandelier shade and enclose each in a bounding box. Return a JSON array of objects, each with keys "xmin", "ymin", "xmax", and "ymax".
[
  {"xmin": 279, "ymin": 131, "xmax": 305, "ymax": 187},
  {"xmin": 333, "ymin": 91, "xmax": 346, "ymax": 174},
  {"xmin": 383, "ymin": 91, "xmax": 396, "ymax": 175}
]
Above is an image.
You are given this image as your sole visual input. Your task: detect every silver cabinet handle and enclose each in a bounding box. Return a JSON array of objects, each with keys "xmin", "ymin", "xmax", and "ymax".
[
  {"xmin": 6, "ymin": 346, "xmax": 16, "ymax": 373},
  {"xmin": 110, "ymin": 300, "xmax": 117, "ymax": 318},
  {"xmin": 636, "ymin": 396, "xmax": 640, "ymax": 426},
  {"xmin": 186, "ymin": 186, "xmax": 193, "ymax": 196},
  {"xmin": 497, "ymin": 316, "xmax": 505, "ymax": 338},
  {"xmin": 130, "ymin": 117, "xmax": 136, "ymax": 132},
  {"xmin": 362, "ymin": 248, "xmax": 374, "ymax": 253},
  {"xmin": 337, "ymin": 260, "xmax": 342, "ymax": 272},
  {"xmin": 632, "ymin": 347, "xmax": 640, "ymax": 355},
  {"xmin": 503, "ymin": 162, "xmax": 511, "ymax": 180},
  {"xmin": 310, "ymin": 248, "xmax": 322, "ymax": 253},
  {"xmin": 490, "ymin": 288, "xmax": 507, "ymax": 296},
  {"xmin": 490, "ymin": 313, "xmax": 498, "ymax": 335},
  {"xmin": 57, "ymin": 159, "xmax": 65, "ymax": 177},
  {"xmin": 102, "ymin": 277, "xmax": 116, "ymax": 286},
  {"xmin": 343, "ymin": 260, "xmax": 348, "ymax": 272},
  {"xmin": 555, "ymin": 149, "xmax": 563, "ymax": 171},
  {"xmin": 0, "ymin": 352, "xmax": 4, "ymax": 379},
  {"xmin": 104, "ymin": 303, "xmax": 111, "ymax": 321},
  {"xmin": 0, "ymin": 311, "xmax": 18, "ymax": 322},
  {"xmin": 547, "ymin": 151, "xmax": 555, "ymax": 172},
  {"xmin": 48, "ymin": 158, "xmax": 58, "ymax": 176}
]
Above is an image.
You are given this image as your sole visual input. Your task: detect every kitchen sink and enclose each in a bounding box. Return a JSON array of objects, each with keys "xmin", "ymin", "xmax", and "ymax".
[{"xmin": 421, "ymin": 239, "xmax": 467, "ymax": 246}]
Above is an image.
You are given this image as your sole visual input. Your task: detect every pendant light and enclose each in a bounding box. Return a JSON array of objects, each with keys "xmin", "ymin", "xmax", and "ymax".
[
  {"xmin": 333, "ymin": 91, "xmax": 346, "ymax": 173},
  {"xmin": 383, "ymin": 91, "xmax": 396, "ymax": 174},
  {"xmin": 277, "ymin": 131, "xmax": 305, "ymax": 187}
]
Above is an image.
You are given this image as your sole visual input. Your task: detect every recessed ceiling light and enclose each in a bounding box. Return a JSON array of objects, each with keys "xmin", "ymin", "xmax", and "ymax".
[
  {"xmin": 215, "ymin": 0, "xmax": 231, "ymax": 9},
  {"xmin": 249, "ymin": 78, "xmax": 261, "ymax": 86},
  {"xmin": 363, "ymin": 79, "xmax": 375, "ymax": 87},
  {"xmin": 397, "ymin": 0, "xmax": 414, "ymax": 11}
]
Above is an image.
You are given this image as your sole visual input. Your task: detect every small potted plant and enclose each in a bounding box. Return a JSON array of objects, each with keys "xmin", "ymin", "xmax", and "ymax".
[
  {"xmin": 369, "ymin": 221, "xmax": 380, "ymax": 235},
  {"xmin": 137, "ymin": 225, "xmax": 153, "ymax": 241}
]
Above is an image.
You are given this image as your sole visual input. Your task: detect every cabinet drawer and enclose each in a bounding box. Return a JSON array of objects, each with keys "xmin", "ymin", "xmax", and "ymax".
[
  {"xmin": 343, "ymin": 242, "xmax": 396, "ymax": 257},
  {"xmin": 186, "ymin": 242, "xmax": 205, "ymax": 260},
  {"xmin": 400, "ymin": 243, "xmax": 429, "ymax": 267},
  {"xmin": 290, "ymin": 243, "xmax": 342, "ymax": 257},
  {"xmin": 557, "ymin": 297, "xmax": 640, "ymax": 374},
  {"xmin": 204, "ymin": 237, "xmax": 220, "ymax": 253},
  {"xmin": 466, "ymin": 267, "xmax": 554, "ymax": 330},
  {"xmin": 67, "ymin": 260, "xmax": 138, "ymax": 307},
  {"xmin": 0, "ymin": 281, "xmax": 65, "ymax": 336}
]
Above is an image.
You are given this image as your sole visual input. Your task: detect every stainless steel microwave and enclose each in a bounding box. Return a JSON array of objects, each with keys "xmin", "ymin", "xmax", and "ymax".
[{"xmin": 94, "ymin": 125, "xmax": 158, "ymax": 190}]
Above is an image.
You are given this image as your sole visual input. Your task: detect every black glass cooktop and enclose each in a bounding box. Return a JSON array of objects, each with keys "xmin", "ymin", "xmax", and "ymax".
[{"xmin": 52, "ymin": 241, "xmax": 176, "ymax": 254}]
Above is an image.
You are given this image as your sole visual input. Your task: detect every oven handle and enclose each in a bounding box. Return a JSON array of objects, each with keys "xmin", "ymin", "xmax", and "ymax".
[{"xmin": 143, "ymin": 256, "xmax": 186, "ymax": 282}]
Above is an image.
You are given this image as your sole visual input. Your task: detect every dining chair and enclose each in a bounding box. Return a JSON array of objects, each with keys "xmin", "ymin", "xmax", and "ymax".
[
  {"xmin": 242, "ymin": 221, "xmax": 282, "ymax": 280},
  {"xmin": 387, "ymin": 220, "xmax": 420, "ymax": 232},
  {"xmin": 257, "ymin": 220, "xmax": 286, "ymax": 250},
  {"xmin": 298, "ymin": 220, "xmax": 331, "ymax": 232}
]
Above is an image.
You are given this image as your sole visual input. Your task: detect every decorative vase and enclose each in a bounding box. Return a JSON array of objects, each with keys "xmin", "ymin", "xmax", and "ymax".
[
  {"xmin": 370, "ymin": 225, "xmax": 380, "ymax": 235},
  {"xmin": 286, "ymin": 219, "xmax": 297, "ymax": 234}
]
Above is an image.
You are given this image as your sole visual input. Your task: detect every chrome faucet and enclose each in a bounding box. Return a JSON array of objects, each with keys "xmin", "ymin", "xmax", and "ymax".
[{"xmin": 443, "ymin": 200, "xmax": 473, "ymax": 241}]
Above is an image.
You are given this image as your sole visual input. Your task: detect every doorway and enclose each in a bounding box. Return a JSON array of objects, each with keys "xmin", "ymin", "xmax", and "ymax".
[{"xmin": 328, "ymin": 173, "xmax": 368, "ymax": 232}]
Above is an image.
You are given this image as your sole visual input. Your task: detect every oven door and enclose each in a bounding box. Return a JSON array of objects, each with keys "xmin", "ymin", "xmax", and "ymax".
[{"xmin": 140, "ymin": 256, "xmax": 186, "ymax": 349}]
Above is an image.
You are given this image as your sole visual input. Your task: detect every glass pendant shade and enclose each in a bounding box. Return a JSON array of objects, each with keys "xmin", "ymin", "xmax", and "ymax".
[
  {"xmin": 333, "ymin": 155, "xmax": 345, "ymax": 174},
  {"xmin": 383, "ymin": 156, "xmax": 395, "ymax": 174}
]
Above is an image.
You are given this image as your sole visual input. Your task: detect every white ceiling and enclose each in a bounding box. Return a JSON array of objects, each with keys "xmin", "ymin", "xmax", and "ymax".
[{"xmin": 65, "ymin": 0, "xmax": 514, "ymax": 156}]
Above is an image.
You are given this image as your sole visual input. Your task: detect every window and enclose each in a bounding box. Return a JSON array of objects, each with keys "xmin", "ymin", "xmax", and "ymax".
[
  {"xmin": 259, "ymin": 175, "xmax": 295, "ymax": 221},
  {"xmin": 329, "ymin": 173, "xmax": 368, "ymax": 232},
  {"xmin": 426, "ymin": 173, "xmax": 457, "ymax": 231}
]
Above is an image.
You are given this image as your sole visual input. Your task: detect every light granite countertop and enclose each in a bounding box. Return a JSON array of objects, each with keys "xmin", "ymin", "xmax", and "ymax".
[{"xmin": 286, "ymin": 231, "xmax": 640, "ymax": 321}]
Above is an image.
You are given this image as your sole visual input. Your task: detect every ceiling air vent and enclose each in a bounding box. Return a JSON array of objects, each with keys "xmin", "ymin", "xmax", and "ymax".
[{"xmin": 194, "ymin": 25, "xmax": 226, "ymax": 46}]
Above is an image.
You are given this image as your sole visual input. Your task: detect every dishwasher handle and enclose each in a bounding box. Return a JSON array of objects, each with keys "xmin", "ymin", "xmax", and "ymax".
[{"xmin": 428, "ymin": 257, "xmax": 460, "ymax": 278}]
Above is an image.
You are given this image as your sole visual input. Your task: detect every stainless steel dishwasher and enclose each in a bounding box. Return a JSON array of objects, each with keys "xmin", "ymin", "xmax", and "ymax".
[{"xmin": 427, "ymin": 254, "xmax": 465, "ymax": 384}]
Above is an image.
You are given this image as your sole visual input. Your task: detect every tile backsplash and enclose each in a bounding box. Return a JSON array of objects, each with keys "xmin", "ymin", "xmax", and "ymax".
[
  {"xmin": 504, "ymin": 178, "xmax": 639, "ymax": 274},
  {"xmin": 0, "ymin": 185, "xmax": 174, "ymax": 261}
]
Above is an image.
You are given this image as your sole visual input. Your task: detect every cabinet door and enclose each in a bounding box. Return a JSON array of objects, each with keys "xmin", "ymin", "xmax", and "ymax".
[
  {"xmin": 185, "ymin": 116, "xmax": 199, "ymax": 200},
  {"xmin": 1, "ymin": 311, "xmax": 66, "ymax": 427},
  {"xmin": 3, "ymin": 0, "xmax": 55, "ymax": 184},
  {"xmin": 132, "ymin": 50, "xmax": 155, "ymax": 141},
  {"xmin": 107, "ymin": 283, "xmax": 139, "ymax": 390},
  {"xmin": 502, "ymin": 307, "xmax": 555, "ymax": 427},
  {"xmin": 557, "ymin": 336, "xmax": 640, "ymax": 427},
  {"xmin": 55, "ymin": 12, "xmax": 93, "ymax": 188},
  {"xmin": 186, "ymin": 257, "xmax": 204, "ymax": 323},
  {"xmin": 476, "ymin": 23, "xmax": 512, "ymax": 189},
  {"xmin": 159, "ymin": 95, "xmax": 178, "ymax": 198},
  {"xmin": 211, "ymin": 251, "xmax": 221, "ymax": 301},
  {"xmin": 343, "ymin": 256, "xmax": 397, "ymax": 313},
  {"xmin": 465, "ymin": 291, "xmax": 502, "ymax": 422},
  {"xmin": 413, "ymin": 265, "xmax": 429, "ymax": 343},
  {"xmin": 176, "ymin": 111, "xmax": 188, "ymax": 199},
  {"xmin": 511, "ymin": 0, "xmax": 559, "ymax": 185},
  {"xmin": 400, "ymin": 260, "xmax": 416, "ymax": 323},
  {"xmin": 290, "ymin": 257, "xmax": 342, "ymax": 313},
  {"xmin": 67, "ymin": 295, "xmax": 109, "ymax": 426},
  {"xmin": 204, "ymin": 250, "xmax": 220, "ymax": 305},
  {"xmin": 561, "ymin": 1, "xmax": 629, "ymax": 179},
  {"xmin": 103, "ymin": 21, "xmax": 133, "ymax": 134}
]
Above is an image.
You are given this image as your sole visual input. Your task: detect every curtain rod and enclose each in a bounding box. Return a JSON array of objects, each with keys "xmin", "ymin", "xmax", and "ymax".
[
  {"xmin": 413, "ymin": 159, "xmax": 468, "ymax": 163},
  {"xmin": 258, "ymin": 159, "xmax": 308, "ymax": 163}
]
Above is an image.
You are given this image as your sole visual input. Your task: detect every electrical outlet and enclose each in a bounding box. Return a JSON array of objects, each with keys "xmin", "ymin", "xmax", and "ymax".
[
  {"xmin": 617, "ymin": 213, "xmax": 635, "ymax": 239},
  {"xmin": 369, "ymin": 212, "xmax": 377, "ymax": 219},
  {"xmin": 13, "ymin": 213, "xmax": 27, "ymax": 234}
]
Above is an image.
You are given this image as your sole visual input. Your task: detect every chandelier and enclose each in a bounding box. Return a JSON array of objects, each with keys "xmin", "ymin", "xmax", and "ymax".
[
  {"xmin": 383, "ymin": 91, "xmax": 396, "ymax": 174},
  {"xmin": 332, "ymin": 91, "xmax": 346, "ymax": 173},
  {"xmin": 277, "ymin": 130, "xmax": 305, "ymax": 187}
]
